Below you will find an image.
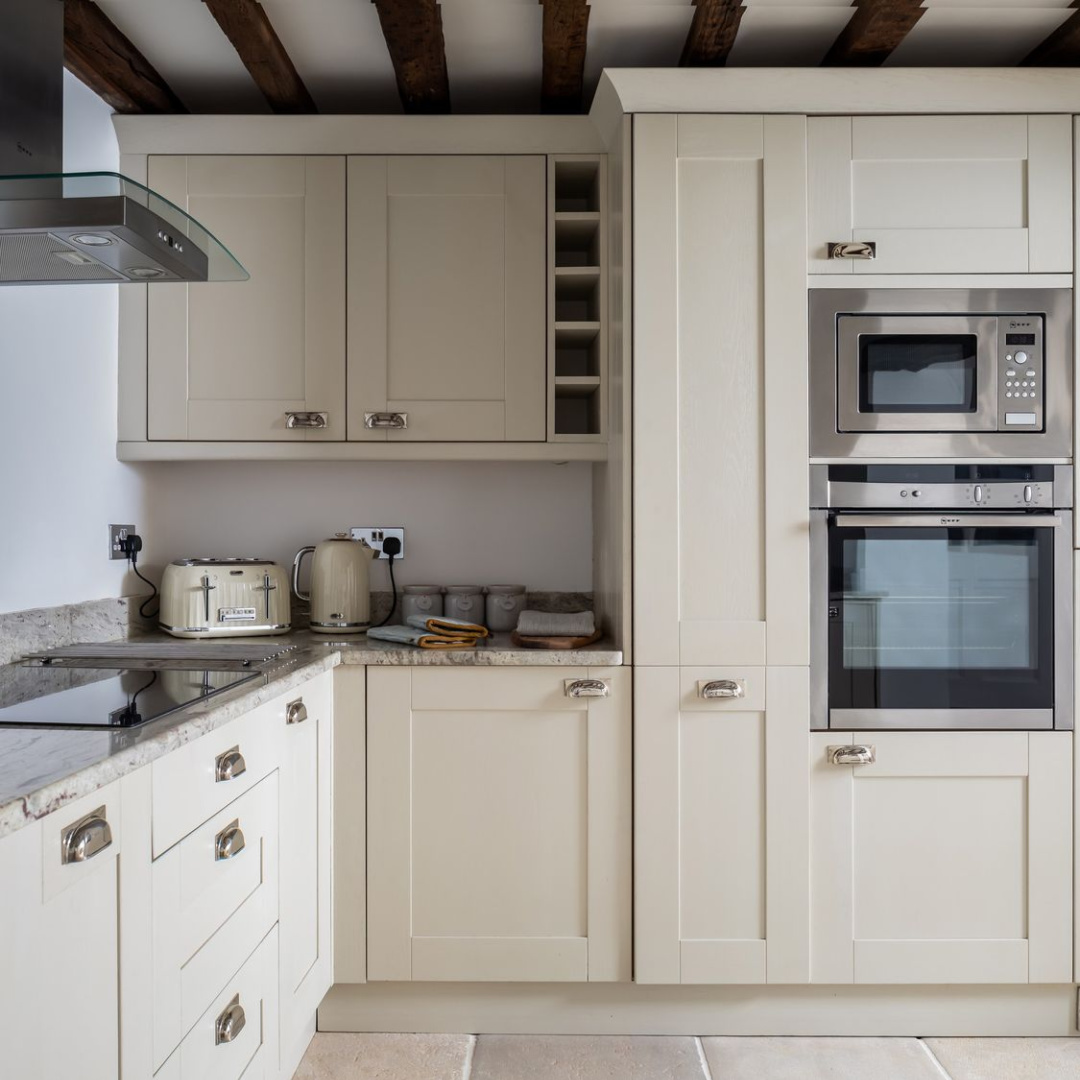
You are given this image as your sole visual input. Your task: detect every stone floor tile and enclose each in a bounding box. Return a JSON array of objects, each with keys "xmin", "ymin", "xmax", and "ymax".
[
  {"xmin": 469, "ymin": 1034, "xmax": 706, "ymax": 1080},
  {"xmin": 701, "ymin": 1036, "xmax": 944, "ymax": 1080},
  {"xmin": 293, "ymin": 1032, "xmax": 473, "ymax": 1080},
  {"xmin": 924, "ymin": 1037, "xmax": 1080, "ymax": 1080}
]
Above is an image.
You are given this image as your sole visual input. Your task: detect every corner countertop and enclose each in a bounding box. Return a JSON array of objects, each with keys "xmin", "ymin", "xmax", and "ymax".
[{"xmin": 0, "ymin": 631, "xmax": 623, "ymax": 841}]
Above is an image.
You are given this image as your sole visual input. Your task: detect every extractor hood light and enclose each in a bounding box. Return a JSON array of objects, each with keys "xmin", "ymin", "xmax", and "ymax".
[
  {"xmin": 70, "ymin": 233, "xmax": 114, "ymax": 246},
  {"xmin": 127, "ymin": 267, "xmax": 166, "ymax": 280}
]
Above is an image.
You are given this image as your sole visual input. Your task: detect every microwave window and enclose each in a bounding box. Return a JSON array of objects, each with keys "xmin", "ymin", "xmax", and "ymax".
[{"xmin": 858, "ymin": 334, "xmax": 978, "ymax": 414}]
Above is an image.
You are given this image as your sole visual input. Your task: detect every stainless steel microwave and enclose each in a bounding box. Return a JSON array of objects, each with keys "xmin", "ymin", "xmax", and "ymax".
[{"xmin": 810, "ymin": 289, "xmax": 1073, "ymax": 459}]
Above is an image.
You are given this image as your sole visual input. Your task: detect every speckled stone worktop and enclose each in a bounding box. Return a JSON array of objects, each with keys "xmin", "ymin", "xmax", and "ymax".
[{"xmin": 0, "ymin": 629, "xmax": 623, "ymax": 841}]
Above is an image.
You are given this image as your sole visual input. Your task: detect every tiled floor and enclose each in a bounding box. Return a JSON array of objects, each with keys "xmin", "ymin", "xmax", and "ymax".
[{"xmin": 295, "ymin": 1033, "xmax": 1080, "ymax": 1080}]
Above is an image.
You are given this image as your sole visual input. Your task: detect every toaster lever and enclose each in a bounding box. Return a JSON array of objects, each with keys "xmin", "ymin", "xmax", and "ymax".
[
  {"xmin": 201, "ymin": 574, "xmax": 217, "ymax": 623},
  {"xmin": 254, "ymin": 573, "xmax": 278, "ymax": 620}
]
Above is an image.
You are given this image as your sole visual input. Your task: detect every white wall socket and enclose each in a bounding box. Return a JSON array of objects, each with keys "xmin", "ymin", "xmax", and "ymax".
[{"xmin": 350, "ymin": 527, "xmax": 405, "ymax": 560}]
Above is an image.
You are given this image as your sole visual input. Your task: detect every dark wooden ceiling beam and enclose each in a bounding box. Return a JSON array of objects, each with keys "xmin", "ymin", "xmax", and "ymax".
[
  {"xmin": 202, "ymin": 0, "xmax": 316, "ymax": 113},
  {"xmin": 540, "ymin": 0, "xmax": 590, "ymax": 113},
  {"xmin": 681, "ymin": 0, "xmax": 745, "ymax": 67},
  {"xmin": 822, "ymin": 0, "xmax": 925, "ymax": 67},
  {"xmin": 1023, "ymin": 0, "xmax": 1080, "ymax": 66},
  {"xmin": 371, "ymin": 0, "xmax": 451, "ymax": 114},
  {"xmin": 63, "ymin": 0, "xmax": 186, "ymax": 113}
]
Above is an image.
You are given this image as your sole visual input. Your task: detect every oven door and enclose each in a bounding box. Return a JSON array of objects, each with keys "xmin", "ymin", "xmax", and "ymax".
[
  {"xmin": 837, "ymin": 315, "xmax": 998, "ymax": 433},
  {"xmin": 818, "ymin": 511, "xmax": 1071, "ymax": 730}
]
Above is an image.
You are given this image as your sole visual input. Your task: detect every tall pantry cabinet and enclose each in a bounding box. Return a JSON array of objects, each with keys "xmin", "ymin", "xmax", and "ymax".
[{"xmin": 632, "ymin": 115, "xmax": 811, "ymax": 984}]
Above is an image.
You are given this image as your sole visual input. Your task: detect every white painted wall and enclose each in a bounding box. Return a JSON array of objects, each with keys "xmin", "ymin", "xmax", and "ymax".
[
  {"xmin": 0, "ymin": 73, "xmax": 147, "ymax": 614},
  {"xmin": 141, "ymin": 461, "xmax": 593, "ymax": 593}
]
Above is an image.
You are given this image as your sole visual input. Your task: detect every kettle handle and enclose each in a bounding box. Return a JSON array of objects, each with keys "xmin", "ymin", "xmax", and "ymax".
[{"xmin": 292, "ymin": 547, "xmax": 316, "ymax": 603}]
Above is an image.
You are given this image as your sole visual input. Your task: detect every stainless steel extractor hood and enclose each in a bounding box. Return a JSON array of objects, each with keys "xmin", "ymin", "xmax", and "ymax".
[{"xmin": 0, "ymin": 0, "xmax": 246, "ymax": 285}]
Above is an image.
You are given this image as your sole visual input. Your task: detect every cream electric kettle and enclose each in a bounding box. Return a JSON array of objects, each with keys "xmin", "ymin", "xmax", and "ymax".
[{"xmin": 292, "ymin": 533, "xmax": 376, "ymax": 634}]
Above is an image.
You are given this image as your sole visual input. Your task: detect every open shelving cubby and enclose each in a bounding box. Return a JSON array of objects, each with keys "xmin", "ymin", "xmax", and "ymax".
[{"xmin": 549, "ymin": 156, "xmax": 606, "ymax": 441}]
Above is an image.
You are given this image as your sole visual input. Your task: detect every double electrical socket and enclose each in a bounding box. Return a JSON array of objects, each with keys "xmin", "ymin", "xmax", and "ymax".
[
  {"xmin": 350, "ymin": 527, "xmax": 405, "ymax": 559},
  {"xmin": 109, "ymin": 524, "xmax": 136, "ymax": 560}
]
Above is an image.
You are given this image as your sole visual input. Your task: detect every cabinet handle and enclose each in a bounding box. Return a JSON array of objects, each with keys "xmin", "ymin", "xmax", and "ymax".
[
  {"xmin": 827, "ymin": 241, "xmax": 876, "ymax": 260},
  {"xmin": 364, "ymin": 411, "xmax": 408, "ymax": 430},
  {"xmin": 699, "ymin": 679, "xmax": 744, "ymax": 700},
  {"xmin": 285, "ymin": 411, "xmax": 328, "ymax": 429},
  {"xmin": 215, "ymin": 994, "xmax": 246, "ymax": 1045},
  {"xmin": 61, "ymin": 807, "xmax": 112, "ymax": 865},
  {"xmin": 215, "ymin": 820, "xmax": 246, "ymax": 861},
  {"xmin": 828, "ymin": 744, "xmax": 876, "ymax": 766},
  {"xmin": 286, "ymin": 698, "xmax": 308, "ymax": 725},
  {"xmin": 215, "ymin": 746, "xmax": 247, "ymax": 783},
  {"xmin": 565, "ymin": 678, "xmax": 609, "ymax": 698}
]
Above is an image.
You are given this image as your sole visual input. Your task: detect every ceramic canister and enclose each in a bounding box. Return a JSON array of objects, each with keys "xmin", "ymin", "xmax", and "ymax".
[
  {"xmin": 485, "ymin": 584, "xmax": 527, "ymax": 632},
  {"xmin": 444, "ymin": 586, "xmax": 485, "ymax": 624},
  {"xmin": 402, "ymin": 585, "xmax": 444, "ymax": 622}
]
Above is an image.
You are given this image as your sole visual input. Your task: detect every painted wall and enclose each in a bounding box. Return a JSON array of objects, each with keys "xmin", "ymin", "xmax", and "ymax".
[
  {"xmin": 0, "ymin": 73, "xmax": 147, "ymax": 614},
  {"xmin": 140, "ymin": 460, "xmax": 593, "ymax": 593}
]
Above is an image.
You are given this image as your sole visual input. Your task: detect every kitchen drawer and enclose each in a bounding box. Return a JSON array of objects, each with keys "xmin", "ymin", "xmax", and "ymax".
[
  {"xmin": 42, "ymin": 779, "xmax": 121, "ymax": 902},
  {"xmin": 153, "ymin": 774, "xmax": 279, "ymax": 1070},
  {"xmin": 152, "ymin": 692, "xmax": 284, "ymax": 856},
  {"xmin": 156, "ymin": 926, "xmax": 279, "ymax": 1080}
]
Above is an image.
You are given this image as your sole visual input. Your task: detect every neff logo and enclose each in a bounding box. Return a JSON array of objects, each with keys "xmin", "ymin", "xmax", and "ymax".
[
  {"xmin": 940, "ymin": 517, "xmax": 961, "ymax": 525},
  {"xmin": 15, "ymin": 142, "xmax": 32, "ymax": 158}
]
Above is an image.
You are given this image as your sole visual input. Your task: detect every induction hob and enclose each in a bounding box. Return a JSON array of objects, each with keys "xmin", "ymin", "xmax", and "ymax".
[{"xmin": 0, "ymin": 666, "xmax": 263, "ymax": 730}]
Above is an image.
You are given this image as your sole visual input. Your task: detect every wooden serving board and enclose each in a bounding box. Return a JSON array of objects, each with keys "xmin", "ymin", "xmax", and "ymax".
[{"xmin": 510, "ymin": 630, "xmax": 603, "ymax": 650}]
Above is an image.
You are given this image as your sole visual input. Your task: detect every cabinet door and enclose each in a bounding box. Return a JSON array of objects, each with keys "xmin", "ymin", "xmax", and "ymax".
[
  {"xmin": 347, "ymin": 156, "xmax": 546, "ymax": 442},
  {"xmin": 279, "ymin": 672, "xmax": 334, "ymax": 1074},
  {"xmin": 148, "ymin": 155, "xmax": 346, "ymax": 440},
  {"xmin": 367, "ymin": 667, "xmax": 630, "ymax": 981},
  {"xmin": 811, "ymin": 732, "xmax": 1072, "ymax": 984},
  {"xmin": 808, "ymin": 115, "xmax": 1073, "ymax": 275},
  {"xmin": 0, "ymin": 784, "xmax": 122, "ymax": 1080},
  {"xmin": 635, "ymin": 667, "xmax": 810, "ymax": 984},
  {"xmin": 633, "ymin": 114, "xmax": 809, "ymax": 668}
]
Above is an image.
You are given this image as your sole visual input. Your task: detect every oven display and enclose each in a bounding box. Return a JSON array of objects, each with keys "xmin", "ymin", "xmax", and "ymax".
[{"xmin": 1006, "ymin": 333, "xmax": 1036, "ymax": 345}]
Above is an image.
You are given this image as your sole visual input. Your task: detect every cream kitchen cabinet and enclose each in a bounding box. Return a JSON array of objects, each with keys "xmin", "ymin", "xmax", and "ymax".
[
  {"xmin": 811, "ymin": 732, "xmax": 1073, "ymax": 985},
  {"xmin": 0, "ymin": 781, "xmax": 125, "ymax": 1080},
  {"xmin": 347, "ymin": 156, "xmax": 547, "ymax": 442},
  {"xmin": 147, "ymin": 155, "xmax": 346, "ymax": 441},
  {"xmin": 367, "ymin": 666, "xmax": 630, "ymax": 982},
  {"xmin": 632, "ymin": 114, "xmax": 809, "ymax": 668},
  {"xmin": 279, "ymin": 673, "xmax": 335, "ymax": 1080},
  {"xmin": 635, "ymin": 667, "xmax": 810, "ymax": 984},
  {"xmin": 808, "ymin": 115, "xmax": 1073, "ymax": 275}
]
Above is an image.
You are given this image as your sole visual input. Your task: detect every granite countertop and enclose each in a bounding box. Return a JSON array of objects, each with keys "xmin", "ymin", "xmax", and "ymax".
[{"xmin": 0, "ymin": 630, "xmax": 623, "ymax": 841}]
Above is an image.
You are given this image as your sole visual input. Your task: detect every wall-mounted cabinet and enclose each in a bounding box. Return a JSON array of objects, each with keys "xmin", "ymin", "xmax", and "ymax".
[{"xmin": 808, "ymin": 115, "xmax": 1073, "ymax": 275}]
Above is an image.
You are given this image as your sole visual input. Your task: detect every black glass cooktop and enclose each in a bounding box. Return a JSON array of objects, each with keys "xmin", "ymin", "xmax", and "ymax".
[{"xmin": 0, "ymin": 667, "xmax": 262, "ymax": 729}]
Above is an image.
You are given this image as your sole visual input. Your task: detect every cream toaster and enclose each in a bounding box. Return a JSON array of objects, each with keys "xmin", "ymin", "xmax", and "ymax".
[{"xmin": 159, "ymin": 558, "xmax": 292, "ymax": 638}]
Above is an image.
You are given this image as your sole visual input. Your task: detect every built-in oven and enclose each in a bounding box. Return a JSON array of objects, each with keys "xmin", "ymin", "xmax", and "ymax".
[
  {"xmin": 811, "ymin": 464, "xmax": 1073, "ymax": 731},
  {"xmin": 810, "ymin": 288, "xmax": 1072, "ymax": 458}
]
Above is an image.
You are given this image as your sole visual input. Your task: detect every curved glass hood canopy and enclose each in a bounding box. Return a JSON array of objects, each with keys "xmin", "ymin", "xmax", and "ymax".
[{"xmin": 0, "ymin": 172, "xmax": 248, "ymax": 285}]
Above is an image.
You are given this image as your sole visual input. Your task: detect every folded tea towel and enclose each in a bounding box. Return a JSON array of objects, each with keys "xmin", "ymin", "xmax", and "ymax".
[
  {"xmin": 367, "ymin": 624, "xmax": 478, "ymax": 649},
  {"xmin": 406, "ymin": 614, "xmax": 490, "ymax": 639},
  {"xmin": 515, "ymin": 610, "xmax": 595, "ymax": 638}
]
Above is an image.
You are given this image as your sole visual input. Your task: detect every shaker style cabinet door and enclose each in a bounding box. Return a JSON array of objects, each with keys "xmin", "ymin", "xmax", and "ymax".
[
  {"xmin": 811, "ymin": 732, "xmax": 1073, "ymax": 985},
  {"xmin": 808, "ymin": 115, "xmax": 1073, "ymax": 275},
  {"xmin": 635, "ymin": 667, "xmax": 810, "ymax": 984},
  {"xmin": 147, "ymin": 155, "xmax": 346, "ymax": 440},
  {"xmin": 366, "ymin": 667, "xmax": 630, "ymax": 982},
  {"xmin": 0, "ymin": 782, "xmax": 123, "ymax": 1080},
  {"xmin": 347, "ymin": 156, "xmax": 546, "ymax": 442},
  {"xmin": 633, "ymin": 114, "xmax": 810, "ymax": 668},
  {"xmin": 278, "ymin": 672, "xmax": 334, "ymax": 1078}
]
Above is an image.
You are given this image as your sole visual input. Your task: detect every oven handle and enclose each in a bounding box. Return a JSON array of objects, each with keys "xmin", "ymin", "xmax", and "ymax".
[{"xmin": 832, "ymin": 514, "xmax": 1062, "ymax": 529}]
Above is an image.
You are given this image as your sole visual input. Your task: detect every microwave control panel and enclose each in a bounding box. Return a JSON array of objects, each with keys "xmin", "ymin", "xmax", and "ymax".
[{"xmin": 998, "ymin": 315, "xmax": 1044, "ymax": 430}]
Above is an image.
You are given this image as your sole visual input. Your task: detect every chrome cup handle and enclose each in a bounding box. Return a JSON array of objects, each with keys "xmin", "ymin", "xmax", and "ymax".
[
  {"xmin": 828, "ymin": 744, "xmax": 876, "ymax": 766},
  {"xmin": 699, "ymin": 679, "xmax": 744, "ymax": 700}
]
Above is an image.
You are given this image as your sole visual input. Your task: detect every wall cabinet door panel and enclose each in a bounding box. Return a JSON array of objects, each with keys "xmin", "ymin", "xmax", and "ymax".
[
  {"xmin": 148, "ymin": 155, "xmax": 346, "ymax": 440},
  {"xmin": 367, "ymin": 666, "xmax": 630, "ymax": 982},
  {"xmin": 808, "ymin": 115, "xmax": 1073, "ymax": 275},
  {"xmin": 347, "ymin": 156, "xmax": 546, "ymax": 442},
  {"xmin": 633, "ymin": 114, "xmax": 809, "ymax": 668},
  {"xmin": 635, "ymin": 666, "xmax": 810, "ymax": 985},
  {"xmin": 811, "ymin": 732, "xmax": 1072, "ymax": 985}
]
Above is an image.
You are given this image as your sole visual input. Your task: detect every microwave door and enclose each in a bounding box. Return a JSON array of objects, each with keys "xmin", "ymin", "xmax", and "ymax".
[{"xmin": 837, "ymin": 315, "xmax": 999, "ymax": 433}]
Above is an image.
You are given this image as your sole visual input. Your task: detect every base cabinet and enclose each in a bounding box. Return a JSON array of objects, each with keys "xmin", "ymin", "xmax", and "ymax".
[
  {"xmin": 0, "ymin": 781, "xmax": 124, "ymax": 1080},
  {"xmin": 367, "ymin": 666, "xmax": 631, "ymax": 982},
  {"xmin": 635, "ymin": 667, "xmax": 810, "ymax": 984},
  {"xmin": 811, "ymin": 732, "xmax": 1073, "ymax": 984}
]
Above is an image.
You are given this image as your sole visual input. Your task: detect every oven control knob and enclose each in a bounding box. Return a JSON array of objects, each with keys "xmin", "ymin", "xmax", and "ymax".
[
  {"xmin": 973, "ymin": 484, "xmax": 984, "ymax": 504},
  {"xmin": 911, "ymin": 489, "xmax": 922, "ymax": 498},
  {"xmin": 1014, "ymin": 351, "xmax": 1029, "ymax": 365}
]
